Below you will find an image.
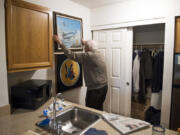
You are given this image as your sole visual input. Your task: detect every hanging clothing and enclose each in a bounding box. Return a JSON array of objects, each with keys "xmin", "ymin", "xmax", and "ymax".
[
  {"xmin": 150, "ymin": 91, "xmax": 162, "ymax": 110},
  {"xmin": 133, "ymin": 51, "xmax": 136, "ymax": 60},
  {"xmin": 139, "ymin": 49, "xmax": 153, "ymax": 103},
  {"xmin": 140, "ymin": 49, "xmax": 153, "ymax": 80},
  {"xmin": 133, "ymin": 54, "xmax": 140, "ymax": 93},
  {"xmin": 145, "ymin": 106, "xmax": 161, "ymax": 125},
  {"xmin": 146, "ymin": 87, "xmax": 152, "ymax": 98},
  {"xmin": 152, "ymin": 51, "xmax": 164, "ymax": 93}
]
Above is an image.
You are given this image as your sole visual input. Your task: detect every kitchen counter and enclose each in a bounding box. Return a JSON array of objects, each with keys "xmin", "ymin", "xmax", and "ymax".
[{"xmin": 0, "ymin": 98, "xmax": 177, "ymax": 135}]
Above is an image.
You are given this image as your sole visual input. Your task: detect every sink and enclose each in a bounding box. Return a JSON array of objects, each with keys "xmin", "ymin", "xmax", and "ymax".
[{"xmin": 45, "ymin": 107, "xmax": 101, "ymax": 135}]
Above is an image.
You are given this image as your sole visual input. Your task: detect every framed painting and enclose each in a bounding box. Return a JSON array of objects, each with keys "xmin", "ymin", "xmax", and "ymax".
[
  {"xmin": 55, "ymin": 54, "xmax": 82, "ymax": 92},
  {"xmin": 53, "ymin": 12, "xmax": 83, "ymax": 51}
]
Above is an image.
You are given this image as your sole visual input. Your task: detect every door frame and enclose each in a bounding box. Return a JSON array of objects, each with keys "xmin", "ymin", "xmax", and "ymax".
[{"xmin": 91, "ymin": 18, "xmax": 172, "ymax": 127}]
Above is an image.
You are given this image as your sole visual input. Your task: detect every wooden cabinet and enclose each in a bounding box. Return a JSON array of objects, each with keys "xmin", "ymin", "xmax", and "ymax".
[
  {"xmin": 5, "ymin": 0, "xmax": 53, "ymax": 73},
  {"xmin": 175, "ymin": 17, "xmax": 180, "ymax": 53}
]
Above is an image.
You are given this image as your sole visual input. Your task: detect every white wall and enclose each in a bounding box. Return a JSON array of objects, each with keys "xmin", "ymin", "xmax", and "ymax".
[
  {"xmin": 133, "ymin": 24, "xmax": 165, "ymax": 44},
  {"xmin": 4, "ymin": 0, "xmax": 91, "ymax": 107},
  {"xmin": 91, "ymin": 0, "xmax": 180, "ymax": 128},
  {"xmin": 0, "ymin": 0, "xmax": 9, "ymax": 107},
  {"xmin": 91, "ymin": 0, "xmax": 168, "ymax": 29}
]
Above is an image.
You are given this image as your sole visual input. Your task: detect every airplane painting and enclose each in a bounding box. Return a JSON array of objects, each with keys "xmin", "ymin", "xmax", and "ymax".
[{"xmin": 55, "ymin": 14, "xmax": 83, "ymax": 49}]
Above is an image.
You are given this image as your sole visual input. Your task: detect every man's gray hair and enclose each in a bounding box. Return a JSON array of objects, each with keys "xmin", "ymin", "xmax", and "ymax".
[{"xmin": 86, "ymin": 40, "xmax": 98, "ymax": 51}]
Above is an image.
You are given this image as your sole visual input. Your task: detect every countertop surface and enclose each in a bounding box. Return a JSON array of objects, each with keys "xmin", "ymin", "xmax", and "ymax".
[{"xmin": 0, "ymin": 98, "xmax": 178, "ymax": 135}]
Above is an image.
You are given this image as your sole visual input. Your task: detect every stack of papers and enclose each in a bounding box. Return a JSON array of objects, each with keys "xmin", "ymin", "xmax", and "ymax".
[{"xmin": 102, "ymin": 113, "xmax": 150, "ymax": 134}]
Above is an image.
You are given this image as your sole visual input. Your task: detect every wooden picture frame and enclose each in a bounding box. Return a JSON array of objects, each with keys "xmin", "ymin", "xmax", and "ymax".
[{"xmin": 53, "ymin": 12, "xmax": 83, "ymax": 52}]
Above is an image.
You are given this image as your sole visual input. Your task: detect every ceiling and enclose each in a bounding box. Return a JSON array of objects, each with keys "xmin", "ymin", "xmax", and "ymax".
[{"xmin": 71, "ymin": 0, "xmax": 127, "ymax": 9}]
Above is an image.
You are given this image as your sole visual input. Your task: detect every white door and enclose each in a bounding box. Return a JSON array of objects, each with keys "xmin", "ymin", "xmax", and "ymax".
[{"xmin": 93, "ymin": 28, "xmax": 133, "ymax": 116}]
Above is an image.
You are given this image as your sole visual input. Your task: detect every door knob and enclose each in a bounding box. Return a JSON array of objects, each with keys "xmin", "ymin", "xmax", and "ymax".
[{"xmin": 126, "ymin": 82, "xmax": 130, "ymax": 86}]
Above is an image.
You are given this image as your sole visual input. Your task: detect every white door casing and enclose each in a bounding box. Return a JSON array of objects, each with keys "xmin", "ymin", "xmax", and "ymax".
[{"xmin": 93, "ymin": 28, "xmax": 133, "ymax": 116}]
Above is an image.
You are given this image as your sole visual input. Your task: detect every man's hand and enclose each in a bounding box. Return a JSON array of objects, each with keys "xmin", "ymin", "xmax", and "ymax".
[
  {"xmin": 53, "ymin": 35, "xmax": 62, "ymax": 45},
  {"xmin": 81, "ymin": 40, "xmax": 87, "ymax": 46}
]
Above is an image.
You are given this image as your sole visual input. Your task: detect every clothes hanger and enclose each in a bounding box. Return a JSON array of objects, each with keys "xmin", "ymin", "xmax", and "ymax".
[
  {"xmin": 151, "ymin": 48, "xmax": 156, "ymax": 57},
  {"xmin": 160, "ymin": 45, "xmax": 163, "ymax": 52}
]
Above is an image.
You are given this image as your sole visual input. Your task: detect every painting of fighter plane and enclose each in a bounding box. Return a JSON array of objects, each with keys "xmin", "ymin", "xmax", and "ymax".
[{"xmin": 53, "ymin": 12, "xmax": 83, "ymax": 50}]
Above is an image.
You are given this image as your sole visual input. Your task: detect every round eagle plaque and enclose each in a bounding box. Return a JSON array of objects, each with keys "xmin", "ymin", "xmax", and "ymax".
[{"xmin": 59, "ymin": 59, "xmax": 80, "ymax": 87}]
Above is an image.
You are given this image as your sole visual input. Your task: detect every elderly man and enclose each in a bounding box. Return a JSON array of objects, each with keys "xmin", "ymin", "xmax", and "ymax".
[{"xmin": 53, "ymin": 35, "xmax": 108, "ymax": 111}]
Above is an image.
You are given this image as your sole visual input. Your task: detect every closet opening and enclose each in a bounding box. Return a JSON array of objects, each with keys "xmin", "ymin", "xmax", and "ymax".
[{"xmin": 131, "ymin": 23, "xmax": 165, "ymax": 126}]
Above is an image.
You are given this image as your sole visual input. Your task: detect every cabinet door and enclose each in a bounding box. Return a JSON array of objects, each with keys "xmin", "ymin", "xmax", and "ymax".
[
  {"xmin": 175, "ymin": 17, "xmax": 180, "ymax": 53},
  {"xmin": 6, "ymin": 0, "xmax": 53, "ymax": 72}
]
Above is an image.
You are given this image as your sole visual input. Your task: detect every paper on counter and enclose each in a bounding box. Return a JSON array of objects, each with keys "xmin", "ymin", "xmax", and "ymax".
[{"xmin": 102, "ymin": 113, "xmax": 150, "ymax": 135}]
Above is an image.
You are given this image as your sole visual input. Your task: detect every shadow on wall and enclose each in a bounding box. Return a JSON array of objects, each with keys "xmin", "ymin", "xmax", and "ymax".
[
  {"xmin": 7, "ymin": 68, "xmax": 87, "ymax": 106},
  {"xmin": 7, "ymin": 69, "xmax": 54, "ymax": 103},
  {"xmin": 8, "ymin": 71, "xmax": 35, "ymax": 88},
  {"xmin": 8, "ymin": 69, "xmax": 54, "ymax": 88},
  {"xmin": 30, "ymin": 69, "xmax": 55, "ymax": 96}
]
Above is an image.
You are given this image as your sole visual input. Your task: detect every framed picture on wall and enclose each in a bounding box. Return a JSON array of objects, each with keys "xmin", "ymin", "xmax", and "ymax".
[
  {"xmin": 55, "ymin": 54, "xmax": 83, "ymax": 92},
  {"xmin": 53, "ymin": 12, "xmax": 83, "ymax": 51}
]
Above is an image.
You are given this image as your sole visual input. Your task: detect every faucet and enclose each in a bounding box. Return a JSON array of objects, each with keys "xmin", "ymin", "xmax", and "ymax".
[{"xmin": 52, "ymin": 93, "xmax": 64, "ymax": 130}]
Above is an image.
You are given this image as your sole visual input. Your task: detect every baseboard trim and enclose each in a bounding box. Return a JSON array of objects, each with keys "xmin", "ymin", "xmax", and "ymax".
[{"xmin": 0, "ymin": 104, "xmax": 11, "ymax": 117}]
